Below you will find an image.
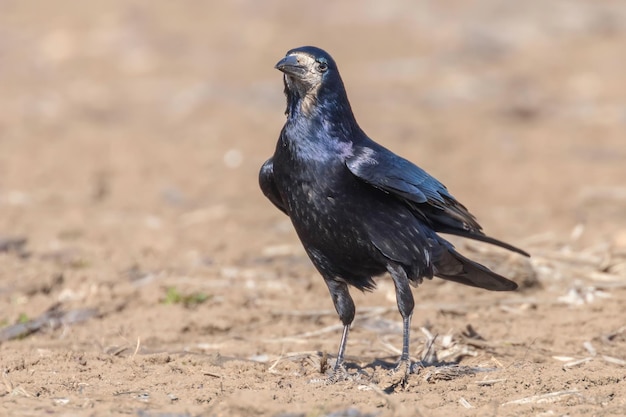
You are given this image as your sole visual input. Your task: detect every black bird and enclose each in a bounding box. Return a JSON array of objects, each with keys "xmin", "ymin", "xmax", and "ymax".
[{"xmin": 260, "ymin": 46, "xmax": 528, "ymax": 380}]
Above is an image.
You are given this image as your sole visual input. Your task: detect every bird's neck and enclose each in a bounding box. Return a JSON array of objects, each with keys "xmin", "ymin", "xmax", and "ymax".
[{"xmin": 285, "ymin": 84, "xmax": 361, "ymax": 138}]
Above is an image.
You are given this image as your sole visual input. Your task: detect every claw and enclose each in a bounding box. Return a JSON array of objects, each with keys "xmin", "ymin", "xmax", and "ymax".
[
  {"xmin": 389, "ymin": 358, "xmax": 412, "ymax": 387},
  {"xmin": 327, "ymin": 363, "xmax": 350, "ymax": 383}
]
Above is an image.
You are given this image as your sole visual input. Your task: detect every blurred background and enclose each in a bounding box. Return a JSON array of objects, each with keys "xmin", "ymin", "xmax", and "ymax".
[
  {"xmin": 1, "ymin": 0, "xmax": 625, "ymax": 271},
  {"xmin": 1, "ymin": 1, "xmax": 626, "ymax": 414}
]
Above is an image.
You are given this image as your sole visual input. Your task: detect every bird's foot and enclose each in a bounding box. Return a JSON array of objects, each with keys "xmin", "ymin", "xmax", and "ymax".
[
  {"xmin": 309, "ymin": 363, "xmax": 354, "ymax": 384},
  {"xmin": 389, "ymin": 359, "xmax": 412, "ymax": 387},
  {"xmin": 326, "ymin": 364, "xmax": 352, "ymax": 384},
  {"xmin": 317, "ymin": 361, "xmax": 368, "ymax": 384}
]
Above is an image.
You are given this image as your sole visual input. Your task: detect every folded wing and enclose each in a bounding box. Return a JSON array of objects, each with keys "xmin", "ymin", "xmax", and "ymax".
[
  {"xmin": 346, "ymin": 143, "xmax": 528, "ymax": 257},
  {"xmin": 259, "ymin": 158, "xmax": 288, "ymax": 215}
]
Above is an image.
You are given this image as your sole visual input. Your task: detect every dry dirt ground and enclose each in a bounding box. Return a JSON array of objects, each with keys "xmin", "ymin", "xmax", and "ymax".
[{"xmin": 1, "ymin": 1, "xmax": 626, "ymax": 416}]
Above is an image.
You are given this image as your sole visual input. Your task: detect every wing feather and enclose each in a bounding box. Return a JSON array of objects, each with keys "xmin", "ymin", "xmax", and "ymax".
[
  {"xmin": 259, "ymin": 158, "xmax": 288, "ymax": 215},
  {"xmin": 346, "ymin": 143, "xmax": 528, "ymax": 256}
]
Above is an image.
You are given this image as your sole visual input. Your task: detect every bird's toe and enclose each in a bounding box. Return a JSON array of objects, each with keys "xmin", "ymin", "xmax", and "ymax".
[
  {"xmin": 326, "ymin": 364, "xmax": 352, "ymax": 384},
  {"xmin": 389, "ymin": 359, "xmax": 412, "ymax": 387}
]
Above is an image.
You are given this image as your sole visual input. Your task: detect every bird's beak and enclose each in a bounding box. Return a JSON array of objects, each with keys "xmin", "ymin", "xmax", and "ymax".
[{"xmin": 275, "ymin": 54, "xmax": 307, "ymax": 77}]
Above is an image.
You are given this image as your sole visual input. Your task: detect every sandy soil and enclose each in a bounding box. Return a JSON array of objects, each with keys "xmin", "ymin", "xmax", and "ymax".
[{"xmin": 1, "ymin": 1, "xmax": 626, "ymax": 416}]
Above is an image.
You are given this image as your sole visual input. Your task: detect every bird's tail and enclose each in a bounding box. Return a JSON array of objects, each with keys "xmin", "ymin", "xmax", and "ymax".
[
  {"xmin": 435, "ymin": 226, "xmax": 529, "ymax": 257},
  {"xmin": 434, "ymin": 247, "xmax": 518, "ymax": 291}
]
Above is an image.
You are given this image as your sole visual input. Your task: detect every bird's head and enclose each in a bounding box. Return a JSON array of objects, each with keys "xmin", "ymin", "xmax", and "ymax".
[
  {"xmin": 275, "ymin": 46, "xmax": 337, "ymax": 96},
  {"xmin": 275, "ymin": 46, "xmax": 350, "ymax": 118}
]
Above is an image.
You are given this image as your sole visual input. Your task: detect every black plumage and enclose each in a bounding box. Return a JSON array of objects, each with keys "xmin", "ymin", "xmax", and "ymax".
[{"xmin": 260, "ymin": 46, "xmax": 528, "ymax": 380}]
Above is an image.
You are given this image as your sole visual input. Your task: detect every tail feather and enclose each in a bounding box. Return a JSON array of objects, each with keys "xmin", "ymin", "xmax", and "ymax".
[
  {"xmin": 436, "ymin": 226, "xmax": 530, "ymax": 257},
  {"xmin": 435, "ymin": 248, "xmax": 518, "ymax": 291}
]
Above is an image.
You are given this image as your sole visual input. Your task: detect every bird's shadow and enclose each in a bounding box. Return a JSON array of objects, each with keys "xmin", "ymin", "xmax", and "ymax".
[
  {"xmin": 361, "ymin": 357, "xmax": 460, "ymax": 373},
  {"xmin": 336, "ymin": 355, "xmax": 460, "ymax": 377},
  {"xmin": 314, "ymin": 353, "xmax": 480, "ymax": 392}
]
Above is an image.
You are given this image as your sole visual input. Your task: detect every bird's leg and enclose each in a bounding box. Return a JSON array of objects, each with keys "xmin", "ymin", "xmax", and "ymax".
[
  {"xmin": 324, "ymin": 278, "xmax": 355, "ymax": 382},
  {"xmin": 335, "ymin": 323, "xmax": 350, "ymax": 373},
  {"xmin": 400, "ymin": 313, "xmax": 411, "ymax": 364},
  {"xmin": 387, "ymin": 264, "xmax": 415, "ymax": 380}
]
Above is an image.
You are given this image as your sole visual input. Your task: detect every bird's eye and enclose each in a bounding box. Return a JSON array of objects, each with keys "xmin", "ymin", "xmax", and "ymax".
[{"xmin": 317, "ymin": 62, "xmax": 328, "ymax": 73}]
